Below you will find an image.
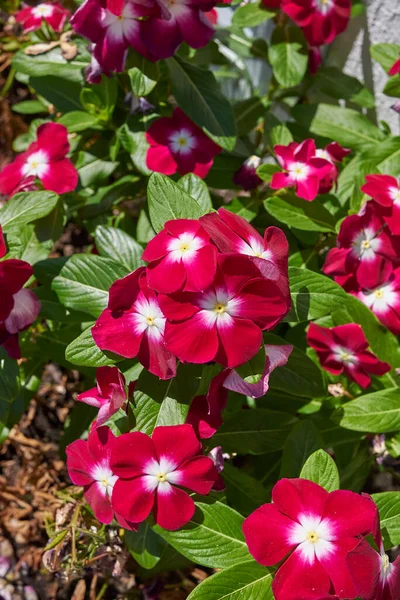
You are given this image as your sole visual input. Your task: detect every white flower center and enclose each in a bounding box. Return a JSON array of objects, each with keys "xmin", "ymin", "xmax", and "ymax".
[
  {"xmin": 314, "ymin": 0, "xmax": 333, "ymax": 15},
  {"xmin": 352, "ymin": 227, "xmax": 381, "ymax": 260},
  {"xmin": 332, "ymin": 345, "xmax": 359, "ymax": 368},
  {"xmin": 142, "ymin": 457, "xmax": 182, "ymax": 493},
  {"xmin": 288, "ymin": 162, "xmax": 310, "ymax": 181},
  {"xmin": 21, "ymin": 150, "xmax": 49, "ymax": 178},
  {"xmin": 315, "ymin": 149, "xmax": 333, "ymax": 163},
  {"xmin": 239, "ymin": 236, "xmax": 272, "ymax": 260},
  {"xmin": 169, "ymin": 129, "xmax": 197, "ymax": 155},
  {"xmin": 197, "ymin": 287, "xmax": 241, "ymax": 328},
  {"xmin": 32, "ymin": 3, "xmax": 54, "ymax": 17},
  {"xmin": 92, "ymin": 464, "xmax": 118, "ymax": 498},
  {"xmin": 288, "ymin": 514, "xmax": 335, "ymax": 563},
  {"xmin": 381, "ymin": 553, "xmax": 394, "ymax": 582},
  {"xmin": 359, "ymin": 281, "xmax": 398, "ymax": 315},
  {"xmin": 246, "ymin": 155, "xmax": 262, "ymax": 169},
  {"xmin": 389, "ymin": 186, "xmax": 400, "ymax": 204},
  {"xmin": 132, "ymin": 295, "xmax": 165, "ymax": 340},
  {"xmin": 102, "ymin": 4, "xmax": 138, "ymax": 39},
  {"xmin": 167, "ymin": 232, "xmax": 204, "ymax": 262}
]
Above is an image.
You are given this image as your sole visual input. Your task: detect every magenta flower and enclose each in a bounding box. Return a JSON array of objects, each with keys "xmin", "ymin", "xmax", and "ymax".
[
  {"xmin": 307, "ymin": 323, "xmax": 390, "ymax": 389},
  {"xmin": 146, "ymin": 108, "xmax": 221, "ymax": 178},
  {"xmin": 361, "ymin": 174, "xmax": 400, "ymax": 235},
  {"xmin": 77, "ymin": 367, "xmax": 127, "ymax": 427},
  {"xmin": 243, "ymin": 478, "xmax": 376, "ymax": 600},
  {"xmin": 313, "ymin": 142, "xmax": 351, "ymax": 194},
  {"xmin": 357, "ymin": 268, "xmax": 400, "ymax": 336},
  {"xmin": 16, "ymin": 2, "xmax": 70, "ymax": 33},
  {"xmin": 389, "ymin": 58, "xmax": 400, "ymax": 76},
  {"xmin": 110, "ymin": 424, "xmax": 218, "ymax": 530},
  {"xmin": 142, "ymin": 219, "xmax": 218, "ymax": 294},
  {"xmin": 347, "ymin": 495, "xmax": 400, "ymax": 600},
  {"xmin": 270, "ymin": 140, "xmax": 332, "ymax": 201},
  {"xmin": 282, "ymin": 0, "xmax": 351, "ymax": 47},
  {"xmin": 0, "ymin": 226, "xmax": 6, "ymax": 259},
  {"xmin": 0, "ymin": 123, "xmax": 78, "ymax": 197},
  {"xmin": 92, "ymin": 268, "xmax": 176, "ymax": 380},
  {"xmin": 159, "ymin": 254, "xmax": 290, "ymax": 368},
  {"xmin": 323, "ymin": 202, "xmax": 399, "ymax": 290},
  {"xmin": 232, "ymin": 156, "xmax": 262, "ymax": 191},
  {"xmin": 308, "ymin": 46, "xmax": 322, "ymax": 74}
]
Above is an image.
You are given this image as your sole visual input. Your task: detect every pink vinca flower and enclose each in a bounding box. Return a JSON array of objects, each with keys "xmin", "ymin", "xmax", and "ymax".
[
  {"xmin": 146, "ymin": 108, "xmax": 221, "ymax": 178},
  {"xmin": 92, "ymin": 267, "xmax": 176, "ymax": 380},
  {"xmin": 323, "ymin": 201, "xmax": 399, "ymax": 290},
  {"xmin": 314, "ymin": 142, "xmax": 351, "ymax": 194},
  {"xmin": 243, "ymin": 478, "xmax": 376, "ymax": 600},
  {"xmin": 232, "ymin": 156, "xmax": 262, "ymax": 191},
  {"xmin": 270, "ymin": 139, "xmax": 332, "ymax": 201},
  {"xmin": 0, "ymin": 254, "xmax": 41, "ymax": 359},
  {"xmin": 282, "ymin": 0, "xmax": 351, "ymax": 47},
  {"xmin": 110, "ymin": 424, "xmax": 218, "ymax": 530},
  {"xmin": 0, "ymin": 123, "xmax": 78, "ymax": 197},
  {"xmin": 357, "ymin": 268, "xmax": 400, "ymax": 336},
  {"xmin": 361, "ymin": 174, "xmax": 400, "ymax": 235},
  {"xmin": 142, "ymin": 219, "xmax": 218, "ymax": 294},
  {"xmin": 347, "ymin": 495, "xmax": 400, "ymax": 600},
  {"xmin": 389, "ymin": 58, "xmax": 400, "ymax": 76},
  {"xmin": 77, "ymin": 367, "xmax": 127, "ymax": 427},
  {"xmin": 159, "ymin": 254, "xmax": 290, "ymax": 369},
  {"xmin": 307, "ymin": 323, "xmax": 390, "ymax": 389},
  {"xmin": 16, "ymin": 2, "xmax": 70, "ymax": 33}
]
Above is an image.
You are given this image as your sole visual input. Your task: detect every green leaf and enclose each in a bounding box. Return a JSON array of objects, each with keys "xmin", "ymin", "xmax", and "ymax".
[
  {"xmin": 300, "ymin": 449, "xmax": 340, "ymax": 492},
  {"xmin": 312, "ymin": 67, "xmax": 375, "ymax": 109},
  {"xmin": 30, "ymin": 75, "xmax": 83, "ymax": 113},
  {"xmin": 0, "ymin": 348, "xmax": 20, "ymax": 404},
  {"xmin": 280, "ymin": 420, "xmax": 324, "ymax": 477},
  {"xmin": 128, "ymin": 54, "xmax": 160, "ymax": 97},
  {"xmin": 187, "ymin": 560, "xmax": 273, "ymax": 600},
  {"xmin": 52, "ymin": 254, "xmax": 127, "ymax": 318},
  {"xmin": 269, "ymin": 27, "xmax": 308, "ymax": 88},
  {"xmin": 205, "ymin": 154, "xmax": 244, "ymax": 189},
  {"xmin": 44, "ymin": 529, "xmax": 69, "ymax": 551},
  {"xmin": 256, "ymin": 163, "xmax": 281, "ymax": 183},
  {"xmin": 371, "ymin": 491, "xmax": 400, "ymax": 549},
  {"xmin": 264, "ymin": 114, "xmax": 293, "ymax": 147},
  {"xmin": 95, "ymin": 225, "xmax": 144, "ymax": 272},
  {"xmin": 233, "ymin": 97, "xmax": 264, "ymax": 136},
  {"xmin": 0, "ymin": 191, "xmax": 59, "ymax": 234},
  {"xmin": 383, "ymin": 74, "xmax": 400, "ymax": 98},
  {"xmin": 292, "ymin": 104, "xmax": 386, "ymax": 151},
  {"xmin": 124, "ymin": 523, "xmax": 168, "ymax": 570},
  {"xmin": 12, "ymin": 47, "xmax": 86, "ymax": 83},
  {"xmin": 370, "ymin": 43, "xmax": 400, "ymax": 72},
  {"xmin": 12, "ymin": 99, "xmax": 47, "ymax": 114},
  {"xmin": 223, "ymin": 463, "xmax": 269, "ymax": 516},
  {"xmin": 65, "ymin": 326, "xmax": 123, "ymax": 367},
  {"xmin": 264, "ymin": 196, "xmax": 336, "ymax": 232},
  {"xmin": 213, "ymin": 409, "xmax": 298, "ymax": 455},
  {"xmin": 147, "ymin": 173, "xmax": 203, "ymax": 233},
  {"xmin": 235, "ymin": 345, "xmax": 266, "ymax": 384},
  {"xmin": 153, "ymin": 499, "xmax": 250, "ymax": 568},
  {"xmin": 58, "ymin": 111, "xmax": 99, "ymax": 133},
  {"xmin": 287, "ymin": 267, "xmax": 348, "ymax": 322},
  {"xmin": 178, "ymin": 173, "xmax": 212, "ymax": 213},
  {"xmin": 333, "ymin": 388, "xmax": 400, "ymax": 433},
  {"xmin": 166, "ymin": 57, "xmax": 237, "ymax": 151},
  {"xmin": 232, "ymin": 3, "xmax": 274, "ymax": 27},
  {"xmin": 35, "ymin": 198, "xmax": 64, "ymax": 244}
]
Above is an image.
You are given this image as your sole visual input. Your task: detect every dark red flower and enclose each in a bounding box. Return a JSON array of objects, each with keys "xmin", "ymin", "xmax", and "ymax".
[
  {"xmin": 282, "ymin": 0, "xmax": 351, "ymax": 47},
  {"xmin": 313, "ymin": 142, "xmax": 351, "ymax": 194},
  {"xmin": 361, "ymin": 174, "xmax": 400, "ymax": 235},
  {"xmin": 77, "ymin": 367, "xmax": 127, "ymax": 427},
  {"xmin": 232, "ymin": 156, "xmax": 263, "ymax": 190}
]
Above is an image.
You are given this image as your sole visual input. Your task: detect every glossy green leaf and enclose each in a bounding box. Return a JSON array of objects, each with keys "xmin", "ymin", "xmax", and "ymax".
[
  {"xmin": 264, "ymin": 195, "xmax": 336, "ymax": 232},
  {"xmin": 65, "ymin": 326, "xmax": 123, "ymax": 367},
  {"xmin": 371, "ymin": 491, "xmax": 400, "ymax": 549},
  {"xmin": 300, "ymin": 449, "xmax": 340, "ymax": 492},
  {"xmin": 95, "ymin": 225, "xmax": 145, "ymax": 272},
  {"xmin": 0, "ymin": 191, "xmax": 59, "ymax": 234},
  {"xmin": 333, "ymin": 389, "xmax": 400, "ymax": 433},
  {"xmin": 280, "ymin": 420, "xmax": 324, "ymax": 477}
]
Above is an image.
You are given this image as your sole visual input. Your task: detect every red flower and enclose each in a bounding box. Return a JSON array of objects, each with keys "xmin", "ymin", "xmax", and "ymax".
[
  {"xmin": 204, "ymin": 8, "xmax": 218, "ymax": 25},
  {"xmin": 389, "ymin": 58, "xmax": 400, "ymax": 76},
  {"xmin": 307, "ymin": 322, "xmax": 390, "ymax": 388},
  {"xmin": 232, "ymin": 156, "xmax": 262, "ymax": 190},
  {"xmin": 361, "ymin": 174, "xmax": 400, "ymax": 235},
  {"xmin": 92, "ymin": 268, "xmax": 176, "ymax": 380},
  {"xmin": 146, "ymin": 108, "xmax": 221, "ymax": 178},
  {"xmin": 142, "ymin": 219, "xmax": 218, "ymax": 294},
  {"xmin": 16, "ymin": 2, "xmax": 70, "ymax": 33},
  {"xmin": 77, "ymin": 367, "xmax": 127, "ymax": 427},
  {"xmin": 0, "ymin": 123, "xmax": 78, "ymax": 197},
  {"xmin": 322, "ymin": 201, "xmax": 399, "ymax": 290},
  {"xmin": 347, "ymin": 495, "xmax": 400, "ymax": 600},
  {"xmin": 282, "ymin": 0, "xmax": 351, "ymax": 47},
  {"xmin": 270, "ymin": 140, "xmax": 332, "ymax": 201},
  {"xmin": 159, "ymin": 254, "xmax": 290, "ymax": 368},
  {"xmin": 0, "ymin": 254, "xmax": 41, "ymax": 359},
  {"xmin": 313, "ymin": 142, "xmax": 351, "ymax": 194},
  {"xmin": 0, "ymin": 226, "xmax": 6, "ymax": 259},
  {"xmin": 243, "ymin": 478, "xmax": 376, "ymax": 600},
  {"xmin": 308, "ymin": 46, "xmax": 322, "ymax": 74},
  {"xmin": 262, "ymin": 0, "xmax": 282, "ymax": 7},
  {"xmin": 110, "ymin": 424, "xmax": 218, "ymax": 530},
  {"xmin": 357, "ymin": 268, "xmax": 400, "ymax": 336}
]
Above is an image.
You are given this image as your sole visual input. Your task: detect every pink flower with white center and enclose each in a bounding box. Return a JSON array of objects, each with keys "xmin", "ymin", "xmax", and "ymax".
[
  {"xmin": 243, "ymin": 478, "xmax": 376, "ymax": 600},
  {"xmin": 232, "ymin": 156, "xmax": 263, "ymax": 191},
  {"xmin": 159, "ymin": 254, "xmax": 290, "ymax": 368},
  {"xmin": 347, "ymin": 494, "xmax": 400, "ymax": 600},
  {"xmin": 389, "ymin": 58, "xmax": 400, "ymax": 76},
  {"xmin": 361, "ymin": 174, "xmax": 400, "ymax": 235},
  {"xmin": 0, "ymin": 123, "xmax": 78, "ymax": 197},
  {"xmin": 77, "ymin": 367, "xmax": 127, "ymax": 427},
  {"xmin": 282, "ymin": 0, "xmax": 351, "ymax": 47},
  {"xmin": 142, "ymin": 219, "xmax": 218, "ymax": 294},
  {"xmin": 323, "ymin": 201, "xmax": 400, "ymax": 290},
  {"xmin": 110, "ymin": 424, "xmax": 218, "ymax": 530},
  {"xmin": 270, "ymin": 139, "xmax": 332, "ymax": 201},
  {"xmin": 16, "ymin": 2, "xmax": 70, "ymax": 33},
  {"xmin": 92, "ymin": 268, "xmax": 176, "ymax": 380},
  {"xmin": 357, "ymin": 268, "xmax": 400, "ymax": 336},
  {"xmin": 146, "ymin": 108, "xmax": 221, "ymax": 178},
  {"xmin": 313, "ymin": 142, "xmax": 351, "ymax": 194},
  {"xmin": 307, "ymin": 323, "xmax": 390, "ymax": 389}
]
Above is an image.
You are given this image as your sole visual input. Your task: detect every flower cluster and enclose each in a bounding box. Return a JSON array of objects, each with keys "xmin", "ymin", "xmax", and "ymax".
[
  {"xmin": 16, "ymin": 2, "xmax": 70, "ymax": 33},
  {"xmin": 323, "ymin": 177, "xmax": 400, "ymax": 335},
  {"xmin": 0, "ymin": 123, "xmax": 78, "ymax": 198},
  {"xmin": 271, "ymin": 139, "xmax": 350, "ymax": 201},
  {"xmin": 71, "ymin": 0, "xmax": 217, "ymax": 77},
  {"xmin": 0, "ymin": 227, "xmax": 41, "ymax": 359},
  {"xmin": 243, "ymin": 478, "xmax": 400, "ymax": 600},
  {"xmin": 66, "ymin": 423, "xmax": 218, "ymax": 530},
  {"xmin": 92, "ymin": 210, "xmax": 291, "ymax": 379}
]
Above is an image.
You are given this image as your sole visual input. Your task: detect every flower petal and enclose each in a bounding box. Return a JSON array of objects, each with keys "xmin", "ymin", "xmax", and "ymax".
[
  {"xmin": 84, "ymin": 482, "xmax": 114, "ymax": 524},
  {"xmin": 152, "ymin": 423, "xmax": 202, "ymax": 467},
  {"xmin": 111, "ymin": 477, "xmax": 155, "ymax": 523},
  {"xmin": 111, "ymin": 432, "xmax": 157, "ymax": 478},
  {"xmin": 272, "ymin": 546, "xmax": 331, "ymax": 600},
  {"xmin": 66, "ymin": 439, "xmax": 95, "ymax": 486},
  {"xmin": 173, "ymin": 456, "xmax": 218, "ymax": 494},
  {"xmin": 322, "ymin": 489, "xmax": 376, "ymax": 538},
  {"xmin": 272, "ymin": 478, "xmax": 329, "ymax": 523},
  {"xmin": 154, "ymin": 483, "xmax": 195, "ymax": 530}
]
